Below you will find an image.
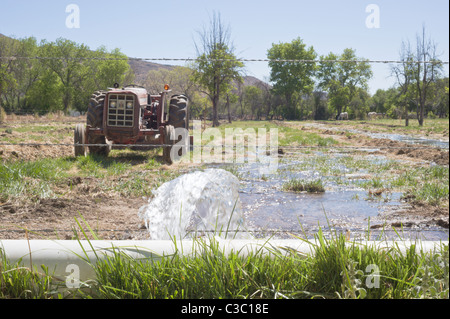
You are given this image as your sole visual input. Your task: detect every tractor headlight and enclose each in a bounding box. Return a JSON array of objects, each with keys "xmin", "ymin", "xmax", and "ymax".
[
  {"xmin": 126, "ymin": 102, "xmax": 133, "ymax": 109},
  {"xmin": 110, "ymin": 101, "xmax": 116, "ymax": 108}
]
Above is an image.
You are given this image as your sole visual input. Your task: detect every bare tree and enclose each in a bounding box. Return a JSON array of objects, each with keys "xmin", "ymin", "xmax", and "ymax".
[
  {"xmin": 392, "ymin": 26, "xmax": 443, "ymax": 126},
  {"xmin": 192, "ymin": 12, "xmax": 243, "ymax": 127},
  {"xmin": 391, "ymin": 40, "xmax": 415, "ymax": 126},
  {"xmin": 413, "ymin": 26, "xmax": 443, "ymax": 126}
]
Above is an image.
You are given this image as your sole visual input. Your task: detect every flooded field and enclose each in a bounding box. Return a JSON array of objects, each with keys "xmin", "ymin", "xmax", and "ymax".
[
  {"xmin": 0, "ymin": 117, "xmax": 448, "ymax": 241},
  {"xmin": 224, "ymin": 152, "xmax": 448, "ymax": 241}
]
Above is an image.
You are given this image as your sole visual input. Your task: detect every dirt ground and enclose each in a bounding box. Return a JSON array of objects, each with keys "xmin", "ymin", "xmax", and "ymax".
[{"xmin": 0, "ymin": 117, "xmax": 448, "ymax": 239}]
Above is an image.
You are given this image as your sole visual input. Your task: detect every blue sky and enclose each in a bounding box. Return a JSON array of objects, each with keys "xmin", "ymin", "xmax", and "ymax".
[{"xmin": 0, "ymin": 0, "xmax": 448, "ymax": 94}]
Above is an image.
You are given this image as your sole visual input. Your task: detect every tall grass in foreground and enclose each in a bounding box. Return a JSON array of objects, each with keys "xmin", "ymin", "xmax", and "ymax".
[
  {"xmin": 90, "ymin": 233, "xmax": 449, "ymax": 299},
  {"xmin": 1, "ymin": 230, "xmax": 447, "ymax": 299}
]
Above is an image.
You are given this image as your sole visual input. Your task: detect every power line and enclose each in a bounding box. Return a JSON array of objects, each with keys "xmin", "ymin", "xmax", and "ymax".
[{"xmin": 0, "ymin": 56, "xmax": 448, "ymax": 65}]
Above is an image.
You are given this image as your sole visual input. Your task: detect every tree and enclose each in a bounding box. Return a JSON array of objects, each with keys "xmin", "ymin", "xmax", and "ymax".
[
  {"xmin": 267, "ymin": 37, "xmax": 316, "ymax": 119},
  {"xmin": 3, "ymin": 37, "xmax": 41, "ymax": 111},
  {"xmin": 192, "ymin": 12, "xmax": 244, "ymax": 127},
  {"xmin": 146, "ymin": 66, "xmax": 196, "ymax": 100},
  {"xmin": 242, "ymin": 85, "xmax": 263, "ymax": 120},
  {"xmin": 427, "ymin": 77, "xmax": 449, "ymax": 118},
  {"xmin": 392, "ymin": 27, "xmax": 444, "ymax": 126},
  {"xmin": 40, "ymin": 38, "xmax": 91, "ymax": 112},
  {"xmin": 412, "ymin": 26, "xmax": 444, "ymax": 126},
  {"xmin": 88, "ymin": 47, "xmax": 131, "ymax": 91},
  {"xmin": 318, "ymin": 49, "xmax": 372, "ymax": 119},
  {"xmin": 0, "ymin": 35, "xmax": 19, "ymax": 111},
  {"xmin": 391, "ymin": 40, "xmax": 415, "ymax": 126}
]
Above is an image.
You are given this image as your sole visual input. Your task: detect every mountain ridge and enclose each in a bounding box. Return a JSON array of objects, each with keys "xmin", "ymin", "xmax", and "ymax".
[{"xmin": 128, "ymin": 57, "xmax": 269, "ymax": 89}]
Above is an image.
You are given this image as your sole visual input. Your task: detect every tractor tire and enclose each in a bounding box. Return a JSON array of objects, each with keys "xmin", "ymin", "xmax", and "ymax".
[
  {"xmin": 168, "ymin": 95, "xmax": 189, "ymax": 130},
  {"xmin": 86, "ymin": 91, "xmax": 106, "ymax": 128},
  {"xmin": 86, "ymin": 91, "xmax": 111, "ymax": 156},
  {"xmin": 74, "ymin": 123, "xmax": 87, "ymax": 157},
  {"xmin": 167, "ymin": 95, "xmax": 189, "ymax": 161}
]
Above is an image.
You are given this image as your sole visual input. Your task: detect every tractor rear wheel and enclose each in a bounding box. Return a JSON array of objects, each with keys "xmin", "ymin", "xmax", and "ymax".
[
  {"xmin": 165, "ymin": 95, "xmax": 189, "ymax": 163},
  {"xmin": 86, "ymin": 91, "xmax": 111, "ymax": 156},
  {"xmin": 168, "ymin": 95, "xmax": 189, "ymax": 130}
]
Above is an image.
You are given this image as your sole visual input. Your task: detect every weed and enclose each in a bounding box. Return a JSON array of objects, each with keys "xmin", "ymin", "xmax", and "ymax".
[{"xmin": 282, "ymin": 178, "xmax": 325, "ymax": 193}]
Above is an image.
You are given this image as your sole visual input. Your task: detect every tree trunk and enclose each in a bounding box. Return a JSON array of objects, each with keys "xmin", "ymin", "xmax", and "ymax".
[
  {"xmin": 404, "ymin": 103, "xmax": 409, "ymax": 126},
  {"xmin": 212, "ymin": 95, "xmax": 219, "ymax": 127},
  {"xmin": 227, "ymin": 94, "xmax": 231, "ymax": 123}
]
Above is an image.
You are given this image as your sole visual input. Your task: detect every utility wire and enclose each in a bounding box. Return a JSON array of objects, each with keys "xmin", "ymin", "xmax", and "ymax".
[{"xmin": 0, "ymin": 56, "xmax": 448, "ymax": 64}]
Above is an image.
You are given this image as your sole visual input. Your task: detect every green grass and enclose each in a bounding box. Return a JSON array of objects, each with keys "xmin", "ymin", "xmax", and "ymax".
[
  {"xmin": 318, "ymin": 118, "xmax": 449, "ymax": 136},
  {"xmin": 0, "ymin": 149, "xmax": 177, "ymax": 202},
  {"xmin": 1, "ymin": 229, "xmax": 448, "ymax": 299},
  {"xmin": 282, "ymin": 178, "xmax": 325, "ymax": 193},
  {"xmin": 393, "ymin": 166, "xmax": 449, "ymax": 206},
  {"xmin": 0, "ymin": 157, "xmax": 73, "ymax": 201},
  {"xmin": 217, "ymin": 121, "xmax": 338, "ymax": 147}
]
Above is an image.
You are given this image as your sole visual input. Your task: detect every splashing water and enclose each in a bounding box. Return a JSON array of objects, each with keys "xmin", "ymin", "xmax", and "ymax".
[{"xmin": 138, "ymin": 169, "xmax": 247, "ymax": 240}]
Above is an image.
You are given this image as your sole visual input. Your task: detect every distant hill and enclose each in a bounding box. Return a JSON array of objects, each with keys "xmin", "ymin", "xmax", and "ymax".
[
  {"xmin": 128, "ymin": 58, "xmax": 270, "ymax": 89},
  {"xmin": 128, "ymin": 58, "xmax": 175, "ymax": 85}
]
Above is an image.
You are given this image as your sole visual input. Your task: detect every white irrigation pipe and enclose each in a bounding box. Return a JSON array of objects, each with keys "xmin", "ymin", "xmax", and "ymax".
[{"xmin": 0, "ymin": 239, "xmax": 446, "ymax": 286}]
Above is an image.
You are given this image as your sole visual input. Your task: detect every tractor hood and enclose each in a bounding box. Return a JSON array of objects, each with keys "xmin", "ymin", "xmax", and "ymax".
[{"xmin": 106, "ymin": 87, "xmax": 148, "ymax": 107}]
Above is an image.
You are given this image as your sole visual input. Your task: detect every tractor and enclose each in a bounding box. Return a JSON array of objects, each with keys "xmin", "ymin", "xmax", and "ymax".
[{"xmin": 74, "ymin": 84, "xmax": 190, "ymax": 164}]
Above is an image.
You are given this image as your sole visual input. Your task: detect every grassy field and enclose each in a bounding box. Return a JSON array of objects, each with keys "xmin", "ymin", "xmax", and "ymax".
[{"xmin": 0, "ymin": 116, "xmax": 448, "ymax": 299}]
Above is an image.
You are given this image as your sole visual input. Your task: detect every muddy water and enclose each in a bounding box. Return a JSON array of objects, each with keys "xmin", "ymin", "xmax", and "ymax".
[{"xmin": 209, "ymin": 153, "xmax": 449, "ymax": 241}]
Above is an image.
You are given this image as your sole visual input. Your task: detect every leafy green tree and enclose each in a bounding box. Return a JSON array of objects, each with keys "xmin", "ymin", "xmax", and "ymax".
[
  {"xmin": 267, "ymin": 37, "xmax": 317, "ymax": 119},
  {"xmin": 146, "ymin": 66, "xmax": 196, "ymax": 100},
  {"xmin": 26, "ymin": 67, "xmax": 62, "ymax": 112},
  {"xmin": 318, "ymin": 49, "xmax": 372, "ymax": 119},
  {"xmin": 40, "ymin": 38, "xmax": 91, "ymax": 112},
  {"xmin": 369, "ymin": 88, "xmax": 400, "ymax": 118},
  {"xmin": 0, "ymin": 35, "xmax": 19, "ymax": 111},
  {"xmin": 242, "ymin": 85, "xmax": 263, "ymax": 120},
  {"xmin": 3, "ymin": 37, "xmax": 40, "ymax": 111},
  {"xmin": 89, "ymin": 47, "xmax": 131, "ymax": 90}
]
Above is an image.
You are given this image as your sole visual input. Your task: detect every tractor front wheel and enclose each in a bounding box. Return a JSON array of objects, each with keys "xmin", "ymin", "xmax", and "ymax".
[{"xmin": 86, "ymin": 91, "xmax": 111, "ymax": 156}]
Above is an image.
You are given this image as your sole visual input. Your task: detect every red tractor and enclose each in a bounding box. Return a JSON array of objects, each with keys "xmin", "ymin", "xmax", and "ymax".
[{"xmin": 74, "ymin": 84, "xmax": 189, "ymax": 164}]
